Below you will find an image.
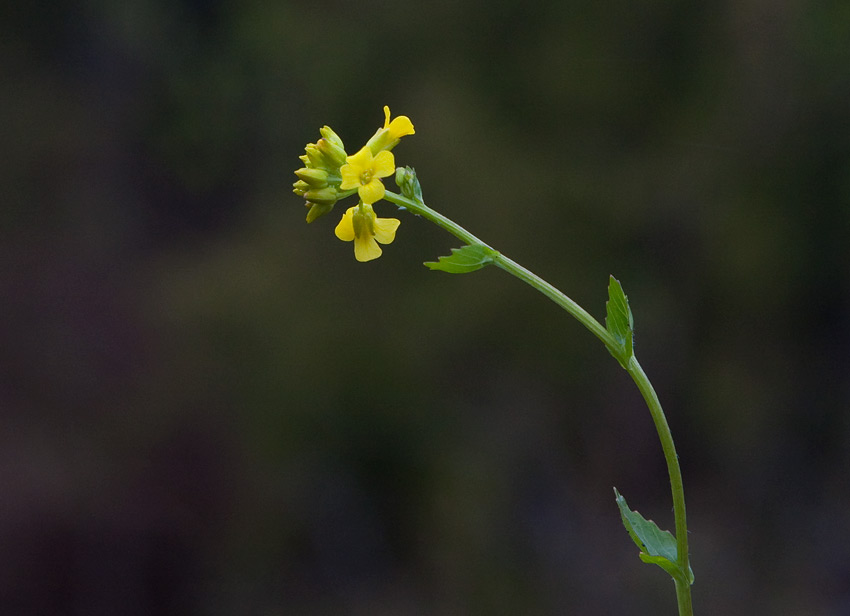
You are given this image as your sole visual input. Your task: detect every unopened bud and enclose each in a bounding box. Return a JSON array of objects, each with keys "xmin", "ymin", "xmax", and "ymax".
[
  {"xmin": 304, "ymin": 144, "xmax": 324, "ymax": 168},
  {"xmin": 319, "ymin": 125, "xmax": 345, "ymax": 149},
  {"xmin": 304, "ymin": 187, "xmax": 338, "ymax": 206},
  {"xmin": 292, "ymin": 180, "xmax": 310, "ymax": 196},
  {"xmin": 394, "ymin": 166, "xmax": 423, "ymax": 202},
  {"xmin": 295, "ymin": 167, "xmax": 329, "ymax": 187},
  {"xmin": 305, "ymin": 201, "xmax": 334, "ymax": 223},
  {"xmin": 317, "ymin": 138, "xmax": 347, "ymax": 168}
]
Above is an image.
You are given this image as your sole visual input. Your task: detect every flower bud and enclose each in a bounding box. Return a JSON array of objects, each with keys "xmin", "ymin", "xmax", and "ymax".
[
  {"xmin": 317, "ymin": 138, "xmax": 347, "ymax": 169},
  {"xmin": 394, "ymin": 166, "xmax": 423, "ymax": 202},
  {"xmin": 305, "ymin": 201, "xmax": 334, "ymax": 223},
  {"xmin": 304, "ymin": 187, "xmax": 338, "ymax": 206},
  {"xmin": 292, "ymin": 180, "xmax": 310, "ymax": 196},
  {"xmin": 304, "ymin": 144, "xmax": 324, "ymax": 168},
  {"xmin": 295, "ymin": 167, "xmax": 329, "ymax": 187},
  {"xmin": 319, "ymin": 125, "xmax": 345, "ymax": 149}
]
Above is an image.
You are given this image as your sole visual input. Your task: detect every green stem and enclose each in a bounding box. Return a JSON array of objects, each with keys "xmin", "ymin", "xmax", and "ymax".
[
  {"xmin": 384, "ymin": 189, "xmax": 692, "ymax": 615},
  {"xmin": 627, "ymin": 357, "xmax": 693, "ymax": 616},
  {"xmin": 384, "ymin": 191, "xmax": 615, "ymax": 347}
]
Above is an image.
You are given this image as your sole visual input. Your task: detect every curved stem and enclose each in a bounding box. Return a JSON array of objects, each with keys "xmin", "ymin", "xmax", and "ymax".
[
  {"xmin": 493, "ymin": 253, "xmax": 615, "ymax": 348},
  {"xmin": 384, "ymin": 190, "xmax": 488, "ymax": 246},
  {"xmin": 627, "ymin": 357, "xmax": 692, "ymax": 616},
  {"xmin": 384, "ymin": 191, "xmax": 616, "ymax": 348},
  {"xmin": 384, "ymin": 189, "xmax": 693, "ymax": 615}
]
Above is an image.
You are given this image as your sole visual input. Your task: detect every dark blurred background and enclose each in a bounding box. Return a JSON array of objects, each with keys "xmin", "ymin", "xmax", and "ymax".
[{"xmin": 2, "ymin": 0, "xmax": 849, "ymax": 614}]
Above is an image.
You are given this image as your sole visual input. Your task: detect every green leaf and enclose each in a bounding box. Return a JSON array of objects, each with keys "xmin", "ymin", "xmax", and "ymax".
[
  {"xmin": 424, "ymin": 244, "xmax": 499, "ymax": 274},
  {"xmin": 605, "ymin": 276, "xmax": 634, "ymax": 366},
  {"xmin": 614, "ymin": 488, "xmax": 694, "ymax": 585}
]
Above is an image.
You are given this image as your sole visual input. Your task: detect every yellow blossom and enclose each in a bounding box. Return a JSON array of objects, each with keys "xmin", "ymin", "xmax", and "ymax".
[
  {"xmin": 366, "ymin": 106, "xmax": 415, "ymax": 154},
  {"xmin": 339, "ymin": 146, "xmax": 395, "ymax": 204},
  {"xmin": 334, "ymin": 203, "xmax": 400, "ymax": 262},
  {"xmin": 382, "ymin": 106, "xmax": 415, "ymax": 140}
]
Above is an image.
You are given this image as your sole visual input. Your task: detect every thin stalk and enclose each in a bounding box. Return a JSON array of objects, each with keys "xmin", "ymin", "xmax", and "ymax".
[
  {"xmin": 384, "ymin": 191, "xmax": 615, "ymax": 348},
  {"xmin": 627, "ymin": 357, "xmax": 692, "ymax": 616},
  {"xmin": 384, "ymin": 189, "xmax": 693, "ymax": 615}
]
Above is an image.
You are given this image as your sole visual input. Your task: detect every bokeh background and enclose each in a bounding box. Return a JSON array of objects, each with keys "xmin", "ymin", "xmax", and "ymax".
[{"xmin": 3, "ymin": 1, "xmax": 849, "ymax": 614}]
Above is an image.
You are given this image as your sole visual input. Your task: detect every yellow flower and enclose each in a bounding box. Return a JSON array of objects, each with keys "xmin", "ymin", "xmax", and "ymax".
[
  {"xmin": 382, "ymin": 105, "xmax": 415, "ymax": 140},
  {"xmin": 334, "ymin": 203, "xmax": 400, "ymax": 262},
  {"xmin": 366, "ymin": 106, "xmax": 415, "ymax": 154},
  {"xmin": 339, "ymin": 146, "xmax": 395, "ymax": 204}
]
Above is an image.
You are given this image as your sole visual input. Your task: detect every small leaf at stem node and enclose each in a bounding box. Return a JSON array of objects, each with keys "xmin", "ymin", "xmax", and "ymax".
[
  {"xmin": 605, "ymin": 275, "xmax": 635, "ymax": 367},
  {"xmin": 614, "ymin": 488, "xmax": 694, "ymax": 585},
  {"xmin": 424, "ymin": 244, "xmax": 499, "ymax": 273}
]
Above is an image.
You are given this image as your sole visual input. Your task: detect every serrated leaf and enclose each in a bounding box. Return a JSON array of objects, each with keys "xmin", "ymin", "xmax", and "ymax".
[
  {"xmin": 605, "ymin": 276, "xmax": 634, "ymax": 365},
  {"xmin": 614, "ymin": 488, "xmax": 694, "ymax": 585},
  {"xmin": 424, "ymin": 244, "xmax": 499, "ymax": 274}
]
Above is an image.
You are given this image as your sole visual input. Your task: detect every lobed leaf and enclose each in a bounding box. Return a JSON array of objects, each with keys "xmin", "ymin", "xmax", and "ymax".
[
  {"xmin": 614, "ymin": 488, "xmax": 694, "ymax": 585},
  {"xmin": 424, "ymin": 244, "xmax": 499, "ymax": 274}
]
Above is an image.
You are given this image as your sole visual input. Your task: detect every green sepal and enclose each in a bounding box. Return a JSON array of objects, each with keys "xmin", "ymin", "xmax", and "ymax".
[
  {"xmin": 424, "ymin": 244, "xmax": 499, "ymax": 274},
  {"xmin": 605, "ymin": 276, "xmax": 634, "ymax": 367},
  {"xmin": 614, "ymin": 488, "xmax": 694, "ymax": 585}
]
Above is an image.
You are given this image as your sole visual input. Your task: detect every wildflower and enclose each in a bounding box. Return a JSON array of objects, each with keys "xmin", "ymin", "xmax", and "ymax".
[
  {"xmin": 383, "ymin": 106, "xmax": 415, "ymax": 140},
  {"xmin": 339, "ymin": 146, "xmax": 395, "ymax": 205},
  {"xmin": 294, "ymin": 107, "xmax": 413, "ymax": 236},
  {"xmin": 334, "ymin": 203, "xmax": 400, "ymax": 262},
  {"xmin": 366, "ymin": 106, "xmax": 415, "ymax": 154}
]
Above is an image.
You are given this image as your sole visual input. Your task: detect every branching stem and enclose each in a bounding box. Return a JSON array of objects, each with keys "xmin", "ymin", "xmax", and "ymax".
[{"xmin": 384, "ymin": 189, "xmax": 693, "ymax": 616}]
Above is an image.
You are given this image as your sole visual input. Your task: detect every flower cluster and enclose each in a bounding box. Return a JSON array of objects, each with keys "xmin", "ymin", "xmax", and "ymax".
[
  {"xmin": 294, "ymin": 106, "xmax": 414, "ymax": 261},
  {"xmin": 293, "ymin": 126, "xmax": 347, "ymax": 224}
]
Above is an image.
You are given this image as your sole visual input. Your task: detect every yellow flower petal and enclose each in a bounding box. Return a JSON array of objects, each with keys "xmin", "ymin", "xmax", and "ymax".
[
  {"xmin": 334, "ymin": 207, "xmax": 356, "ymax": 241},
  {"xmin": 333, "ymin": 203, "xmax": 397, "ymax": 261},
  {"xmin": 345, "ymin": 146, "xmax": 373, "ymax": 168},
  {"xmin": 354, "ymin": 235, "xmax": 383, "ymax": 262},
  {"xmin": 388, "ymin": 116, "xmax": 415, "ymax": 139},
  {"xmin": 373, "ymin": 217, "xmax": 400, "ymax": 245},
  {"xmin": 383, "ymin": 105, "xmax": 415, "ymax": 138},
  {"xmin": 372, "ymin": 150, "xmax": 396, "ymax": 178},
  {"xmin": 358, "ymin": 179, "xmax": 386, "ymax": 205},
  {"xmin": 338, "ymin": 164, "xmax": 360, "ymax": 190}
]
